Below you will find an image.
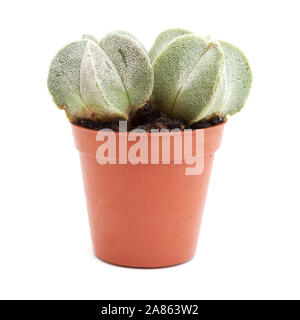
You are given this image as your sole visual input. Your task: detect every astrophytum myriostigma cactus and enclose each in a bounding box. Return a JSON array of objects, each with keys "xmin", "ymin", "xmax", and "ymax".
[
  {"xmin": 150, "ymin": 29, "xmax": 252, "ymax": 124},
  {"xmin": 48, "ymin": 32, "xmax": 153, "ymax": 121}
]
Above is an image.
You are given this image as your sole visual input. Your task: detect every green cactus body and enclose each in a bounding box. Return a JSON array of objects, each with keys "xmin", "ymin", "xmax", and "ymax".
[
  {"xmin": 150, "ymin": 30, "xmax": 252, "ymax": 124},
  {"xmin": 48, "ymin": 29, "xmax": 251, "ymax": 125},
  {"xmin": 48, "ymin": 32, "xmax": 153, "ymax": 121},
  {"xmin": 47, "ymin": 41, "xmax": 88, "ymax": 120},
  {"xmin": 201, "ymin": 41, "xmax": 252, "ymax": 119},
  {"xmin": 80, "ymin": 40, "xmax": 129, "ymax": 120},
  {"xmin": 151, "ymin": 35, "xmax": 224, "ymax": 124},
  {"xmin": 148, "ymin": 28, "xmax": 192, "ymax": 63},
  {"xmin": 99, "ymin": 32, "xmax": 153, "ymax": 115}
]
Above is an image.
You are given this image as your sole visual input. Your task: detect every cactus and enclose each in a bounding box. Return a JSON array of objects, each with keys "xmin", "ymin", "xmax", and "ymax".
[
  {"xmin": 48, "ymin": 29, "xmax": 251, "ymax": 126},
  {"xmin": 150, "ymin": 30, "xmax": 252, "ymax": 124},
  {"xmin": 48, "ymin": 32, "xmax": 153, "ymax": 121}
]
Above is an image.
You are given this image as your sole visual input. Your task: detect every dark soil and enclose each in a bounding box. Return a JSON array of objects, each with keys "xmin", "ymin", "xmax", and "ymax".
[{"xmin": 73, "ymin": 102, "xmax": 224, "ymax": 132}]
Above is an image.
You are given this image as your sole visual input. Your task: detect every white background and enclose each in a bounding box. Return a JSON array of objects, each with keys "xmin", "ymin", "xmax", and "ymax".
[{"xmin": 0, "ymin": 0, "xmax": 299, "ymax": 299}]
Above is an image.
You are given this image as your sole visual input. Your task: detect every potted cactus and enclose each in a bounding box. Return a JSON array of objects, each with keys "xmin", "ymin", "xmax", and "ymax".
[{"xmin": 48, "ymin": 29, "xmax": 252, "ymax": 268}]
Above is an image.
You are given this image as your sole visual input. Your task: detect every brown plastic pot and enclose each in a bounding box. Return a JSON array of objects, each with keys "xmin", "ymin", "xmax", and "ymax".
[{"xmin": 72, "ymin": 122, "xmax": 225, "ymax": 268}]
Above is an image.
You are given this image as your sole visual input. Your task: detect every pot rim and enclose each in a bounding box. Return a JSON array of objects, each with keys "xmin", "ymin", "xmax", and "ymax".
[{"xmin": 71, "ymin": 119, "xmax": 227, "ymax": 136}]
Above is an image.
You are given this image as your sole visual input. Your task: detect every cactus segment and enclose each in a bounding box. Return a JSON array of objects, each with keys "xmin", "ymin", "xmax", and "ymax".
[
  {"xmin": 48, "ymin": 41, "xmax": 88, "ymax": 120},
  {"xmin": 48, "ymin": 32, "xmax": 153, "ymax": 121},
  {"xmin": 99, "ymin": 32, "xmax": 153, "ymax": 113},
  {"xmin": 201, "ymin": 41, "xmax": 252, "ymax": 119},
  {"xmin": 151, "ymin": 35, "xmax": 224, "ymax": 124},
  {"xmin": 80, "ymin": 41, "xmax": 129, "ymax": 120}
]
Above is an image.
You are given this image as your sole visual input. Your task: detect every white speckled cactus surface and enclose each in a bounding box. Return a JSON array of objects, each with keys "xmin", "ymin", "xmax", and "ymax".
[{"xmin": 48, "ymin": 29, "xmax": 252, "ymax": 124}]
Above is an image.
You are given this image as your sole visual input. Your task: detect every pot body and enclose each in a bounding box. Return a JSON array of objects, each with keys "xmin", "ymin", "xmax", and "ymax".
[{"xmin": 72, "ymin": 123, "xmax": 225, "ymax": 268}]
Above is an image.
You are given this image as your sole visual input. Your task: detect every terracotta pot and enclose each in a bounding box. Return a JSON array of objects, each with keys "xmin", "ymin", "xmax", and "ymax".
[{"xmin": 72, "ymin": 122, "xmax": 225, "ymax": 268}]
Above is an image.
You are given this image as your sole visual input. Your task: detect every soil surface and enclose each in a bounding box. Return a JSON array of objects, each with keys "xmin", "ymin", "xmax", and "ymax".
[{"xmin": 73, "ymin": 102, "xmax": 224, "ymax": 132}]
